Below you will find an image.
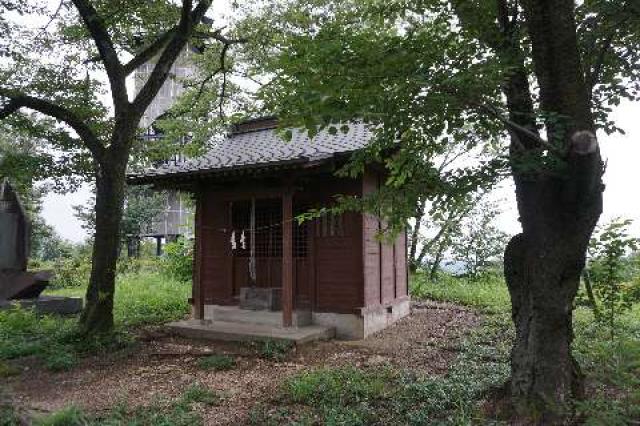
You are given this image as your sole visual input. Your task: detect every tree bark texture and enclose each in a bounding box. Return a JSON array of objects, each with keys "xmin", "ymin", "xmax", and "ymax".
[
  {"xmin": 80, "ymin": 145, "xmax": 131, "ymax": 333},
  {"xmin": 80, "ymin": 166, "xmax": 125, "ymax": 332},
  {"xmin": 408, "ymin": 200, "xmax": 426, "ymax": 273},
  {"xmin": 502, "ymin": 0, "xmax": 604, "ymax": 421},
  {"xmin": 80, "ymin": 112, "xmax": 149, "ymax": 332}
]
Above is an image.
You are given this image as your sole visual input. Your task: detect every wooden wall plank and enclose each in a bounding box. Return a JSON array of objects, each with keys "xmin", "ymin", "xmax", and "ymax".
[
  {"xmin": 361, "ymin": 169, "xmax": 383, "ymax": 307},
  {"xmin": 395, "ymin": 231, "xmax": 408, "ymax": 297},
  {"xmin": 200, "ymin": 193, "xmax": 234, "ymax": 305},
  {"xmin": 362, "ymin": 213, "xmax": 381, "ymax": 306},
  {"xmin": 381, "ymin": 242, "xmax": 395, "ymax": 304}
]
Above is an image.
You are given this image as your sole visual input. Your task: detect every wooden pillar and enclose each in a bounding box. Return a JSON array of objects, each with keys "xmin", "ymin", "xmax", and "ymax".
[
  {"xmin": 156, "ymin": 236, "xmax": 163, "ymax": 256},
  {"xmin": 193, "ymin": 192, "xmax": 203, "ymax": 320},
  {"xmin": 282, "ymin": 188, "xmax": 294, "ymax": 327}
]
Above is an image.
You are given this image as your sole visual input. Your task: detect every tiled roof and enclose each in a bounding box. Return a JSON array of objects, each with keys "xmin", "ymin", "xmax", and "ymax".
[{"xmin": 129, "ymin": 121, "xmax": 374, "ymax": 181}]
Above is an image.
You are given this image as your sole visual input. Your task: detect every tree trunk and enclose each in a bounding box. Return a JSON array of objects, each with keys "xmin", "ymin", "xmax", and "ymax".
[
  {"xmin": 80, "ymin": 151, "xmax": 129, "ymax": 334},
  {"xmin": 582, "ymin": 269, "xmax": 601, "ymax": 319},
  {"xmin": 429, "ymin": 246, "xmax": 444, "ymax": 281},
  {"xmin": 504, "ymin": 223, "xmax": 592, "ymax": 421},
  {"xmin": 505, "ymin": 175, "xmax": 601, "ymax": 419},
  {"xmin": 503, "ymin": 0, "xmax": 604, "ymax": 421},
  {"xmin": 408, "ymin": 200, "xmax": 426, "ymax": 273}
]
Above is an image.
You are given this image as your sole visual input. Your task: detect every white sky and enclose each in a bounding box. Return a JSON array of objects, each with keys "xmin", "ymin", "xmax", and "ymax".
[{"xmin": 14, "ymin": 1, "xmax": 640, "ymax": 242}]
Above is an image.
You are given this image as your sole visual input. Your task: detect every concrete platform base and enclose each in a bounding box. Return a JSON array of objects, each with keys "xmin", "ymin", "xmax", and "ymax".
[
  {"xmin": 0, "ymin": 296, "xmax": 83, "ymax": 315},
  {"xmin": 167, "ymin": 320, "xmax": 335, "ymax": 344},
  {"xmin": 313, "ymin": 297, "xmax": 411, "ymax": 339}
]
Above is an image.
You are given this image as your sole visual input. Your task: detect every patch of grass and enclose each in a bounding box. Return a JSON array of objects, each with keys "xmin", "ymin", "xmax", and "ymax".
[
  {"xmin": 112, "ymin": 272, "xmax": 191, "ymax": 327},
  {"xmin": 180, "ymin": 383, "xmax": 220, "ymax": 406},
  {"xmin": 42, "ymin": 348, "xmax": 77, "ymax": 372},
  {"xmin": 247, "ymin": 404, "xmax": 301, "ymax": 426},
  {"xmin": 410, "ymin": 272, "xmax": 511, "ymax": 312},
  {"xmin": 0, "ymin": 400, "xmax": 21, "ymax": 426},
  {"xmin": 258, "ymin": 315, "xmax": 512, "ymax": 425},
  {"xmin": 573, "ymin": 307, "xmax": 640, "ymax": 424},
  {"xmin": 197, "ymin": 354, "xmax": 236, "ymax": 371},
  {"xmin": 287, "ymin": 366, "xmax": 390, "ymax": 406},
  {"xmin": 35, "ymin": 406, "xmax": 88, "ymax": 426},
  {"xmin": 2, "ymin": 272, "xmax": 189, "ymax": 373},
  {"xmin": 49, "ymin": 272, "xmax": 191, "ymax": 327},
  {"xmin": 34, "ymin": 384, "xmax": 219, "ymax": 425},
  {"xmin": 258, "ymin": 339, "xmax": 293, "ymax": 361},
  {"xmin": 0, "ymin": 307, "xmax": 75, "ymax": 363},
  {"xmin": 284, "ymin": 366, "xmax": 393, "ymax": 425},
  {"xmin": 412, "ymin": 271, "xmax": 640, "ymax": 424},
  {"xmin": 0, "ymin": 361, "xmax": 19, "ymax": 378},
  {"xmin": 0, "ymin": 307, "xmax": 134, "ymax": 372}
]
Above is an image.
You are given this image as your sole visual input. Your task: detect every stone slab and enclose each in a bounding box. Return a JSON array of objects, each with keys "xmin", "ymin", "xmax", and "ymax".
[
  {"xmin": 205, "ymin": 305, "xmax": 311, "ymax": 327},
  {"xmin": 238, "ymin": 287, "xmax": 282, "ymax": 311},
  {"xmin": 0, "ymin": 296, "xmax": 83, "ymax": 315},
  {"xmin": 167, "ymin": 319, "xmax": 334, "ymax": 344},
  {"xmin": 0, "ymin": 270, "xmax": 52, "ymax": 300}
]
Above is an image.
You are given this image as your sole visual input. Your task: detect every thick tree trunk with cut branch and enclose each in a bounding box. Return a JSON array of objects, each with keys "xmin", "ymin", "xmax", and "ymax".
[{"xmin": 499, "ymin": 0, "xmax": 604, "ymax": 421}]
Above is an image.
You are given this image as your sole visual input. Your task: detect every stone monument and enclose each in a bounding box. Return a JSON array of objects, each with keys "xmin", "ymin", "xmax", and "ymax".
[{"xmin": 0, "ymin": 178, "xmax": 82, "ymax": 314}]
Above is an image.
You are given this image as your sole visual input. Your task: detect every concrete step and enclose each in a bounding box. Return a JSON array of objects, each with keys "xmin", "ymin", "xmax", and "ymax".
[
  {"xmin": 209, "ymin": 305, "xmax": 311, "ymax": 327},
  {"xmin": 1, "ymin": 296, "xmax": 83, "ymax": 315},
  {"xmin": 167, "ymin": 320, "xmax": 335, "ymax": 344}
]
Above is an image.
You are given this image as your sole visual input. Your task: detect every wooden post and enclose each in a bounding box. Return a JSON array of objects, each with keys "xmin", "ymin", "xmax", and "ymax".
[
  {"xmin": 193, "ymin": 192, "xmax": 203, "ymax": 320},
  {"xmin": 282, "ymin": 188, "xmax": 294, "ymax": 327},
  {"xmin": 156, "ymin": 236, "xmax": 162, "ymax": 256}
]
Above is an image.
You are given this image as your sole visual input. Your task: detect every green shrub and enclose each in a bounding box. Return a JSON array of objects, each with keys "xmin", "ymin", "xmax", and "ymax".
[
  {"xmin": 574, "ymin": 307, "xmax": 640, "ymax": 424},
  {"xmin": 258, "ymin": 339, "xmax": 293, "ymax": 361},
  {"xmin": 255, "ymin": 309, "xmax": 514, "ymax": 425},
  {"xmin": 278, "ymin": 332, "xmax": 511, "ymax": 426},
  {"xmin": 49, "ymin": 255, "xmax": 91, "ymax": 289},
  {"xmin": 583, "ymin": 218, "xmax": 640, "ymax": 338},
  {"xmin": 116, "ymin": 257, "xmax": 162, "ymax": 276},
  {"xmin": 42, "ymin": 347, "xmax": 77, "ymax": 372},
  {"xmin": 162, "ymin": 238, "xmax": 193, "ymax": 283},
  {"xmin": 197, "ymin": 354, "xmax": 236, "ymax": 371}
]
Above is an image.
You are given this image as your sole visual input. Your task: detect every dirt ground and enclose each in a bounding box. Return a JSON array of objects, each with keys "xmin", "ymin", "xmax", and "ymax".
[{"xmin": 5, "ymin": 301, "xmax": 480, "ymax": 425}]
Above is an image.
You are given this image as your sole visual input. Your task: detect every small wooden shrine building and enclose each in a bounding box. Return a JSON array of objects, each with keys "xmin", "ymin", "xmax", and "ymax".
[{"xmin": 129, "ymin": 118, "xmax": 409, "ymax": 340}]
